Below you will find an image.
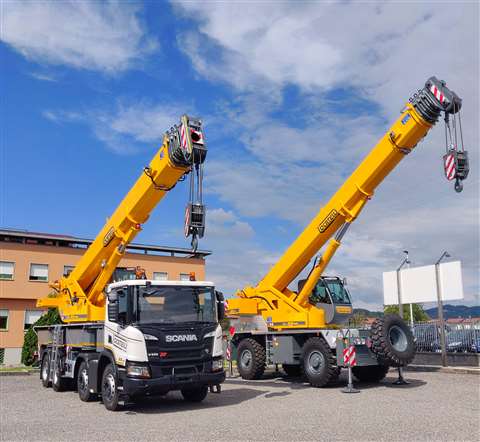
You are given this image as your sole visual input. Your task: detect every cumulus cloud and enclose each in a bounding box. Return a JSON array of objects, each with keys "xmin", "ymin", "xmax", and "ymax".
[
  {"xmin": 43, "ymin": 101, "xmax": 190, "ymax": 154},
  {"xmin": 1, "ymin": 0, "xmax": 158, "ymax": 73},
  {"xmin": 172, "ymin": 1, "xmax": 479, "ymax": 308}
]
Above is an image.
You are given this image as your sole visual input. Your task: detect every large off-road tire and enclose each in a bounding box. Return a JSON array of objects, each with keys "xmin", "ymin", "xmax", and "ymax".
[
  {"xmin": 237, "ymin": 338, "xmax": 266, "ymax": 380},
  {"xmin": 40, "ymin": 352, "xmax": 51, "ymax": 388},
  {"xmin": 77, "ymin": 360, "xmax": 98, "ymax": 402},
  {"xmin": 370, "ymin": 314, "xmax": 416, "ymax": 367},
  {"xmin": 282, "ymin": 364, "xmax": 302, "ymax": 377},
  {"xmin": 101, "ymin": 364, "xmax": 121, "ymax": 411},
  {"xmin": 301, "ymin": 337, "xmax": 339, "ymax": 387},
  {"xmin": 352, "ymin": 365, "xmax": 389, "ymax": 383},
  {"xmin": 181, "ymin": 385, "xmax": 209, "ymax": 402}
]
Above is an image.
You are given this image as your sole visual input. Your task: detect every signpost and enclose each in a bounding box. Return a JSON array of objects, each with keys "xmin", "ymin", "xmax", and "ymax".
[{"xmin": 383, "ymin": 258, "xmax": 464, "ymax": 368}]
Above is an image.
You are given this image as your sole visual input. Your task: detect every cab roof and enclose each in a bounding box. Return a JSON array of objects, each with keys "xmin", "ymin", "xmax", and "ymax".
[{"xmin": 106, "ymin": 279, "xmax": 214, "ymax": 292}]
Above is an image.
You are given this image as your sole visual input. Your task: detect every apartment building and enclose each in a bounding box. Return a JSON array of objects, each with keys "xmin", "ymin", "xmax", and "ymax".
[{"xmin": 0, "ymin": 229, "xmax": 210, "ymax": 365}]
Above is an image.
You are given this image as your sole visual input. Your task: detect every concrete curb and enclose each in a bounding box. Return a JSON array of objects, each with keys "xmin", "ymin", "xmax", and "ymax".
[
  {"xmin": 406, "ymin": 365, "xmax": 479, "ymax": 375},
  {"xmin": 0, "ymin": 369, "xmax": 39, "ymax": 377}
]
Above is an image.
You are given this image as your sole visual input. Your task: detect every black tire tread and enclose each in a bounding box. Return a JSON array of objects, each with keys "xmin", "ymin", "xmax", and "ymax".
[
  {"xmin": 370, "ymin": 314, "xmax": 415, "ymax": 367},
  {"xmin": 301, "ymin": 337, "xmax": 339, "ymax": 388},
  {"xmin": 237, "ymin": 338, "xmax": 266, "ymax": 380}
]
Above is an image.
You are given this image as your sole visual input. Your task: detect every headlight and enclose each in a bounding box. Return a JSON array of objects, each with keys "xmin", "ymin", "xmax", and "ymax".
[
  {"xmin": 212, "ymin": 358, "xmax": 224, "ymax": 372},
  {"xmin": 126, "ymin": 362, "xmax": 151, "ymax": 378}
]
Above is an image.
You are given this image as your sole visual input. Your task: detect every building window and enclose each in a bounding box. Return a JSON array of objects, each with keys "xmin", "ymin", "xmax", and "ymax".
[
  {"xmin": 179, "ymin": 273, "xmax": 190, "ymax": 281},
  {"xmin": 64, "ymin": 265, "xmax": 75, "ymax": 277},
  {"xmin": 29, "ymin": 263, "xmax": 49, "ymax": 282},
  {"xmin": 0, "ymin": 348, "xmax": 5, "ymax": 364},
  {"xmin": 0, "ymin": 261, "xmax": 14, "ymax": 280},
  {"xmin": 24, "ymin": 310, "xmax": 43, "ymax": 331},
  {"xmin": 0, "ymin": 310, "xmax": 8, "ymax": 331},
  {"xmin": 153, "ymin": 272, "xmax": 168, "ymax": 281}
]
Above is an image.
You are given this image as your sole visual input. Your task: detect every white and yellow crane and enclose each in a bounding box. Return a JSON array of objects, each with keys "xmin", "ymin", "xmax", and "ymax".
[
  {"xmin": 227, "ymin": 77, "xmax": 469, "ymax": 386},
  {"xmin": 35, "ymin": 116, "xmax": 226, "ymax": 411}
]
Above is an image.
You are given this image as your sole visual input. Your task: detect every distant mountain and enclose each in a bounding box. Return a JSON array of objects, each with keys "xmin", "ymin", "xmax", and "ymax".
[
  {"xmin": 353, "ymin": 308, "xmax": 382, "ymax": 318},
  {"xmin": 353, "ymin": 304, "xmax": 480, "ymax": 320},
  {"xmin": 424, "ymin": 304, "xmax": 480, "ymax": 320}
]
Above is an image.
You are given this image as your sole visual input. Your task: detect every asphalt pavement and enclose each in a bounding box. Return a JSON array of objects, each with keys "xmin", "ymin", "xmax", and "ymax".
[{"xmin": 0, "ymin": 370, "xmax": 478, "ymax": 441}]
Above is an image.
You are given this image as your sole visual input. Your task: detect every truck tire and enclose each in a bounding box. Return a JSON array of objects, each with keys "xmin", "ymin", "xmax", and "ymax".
[
  {"xmin": 77, "ymin": 361, "xmax": 98, "ymax": 402},
  {"xmin": 101, "ymin": 364, "xmax": 121, "ymax": 411},
  {"xmin": 181, "ymin": 386, "xmax": 208, "ymax": 402},
  {"xmin": 370, "ymin": 314, "xmax": 416, "ymax": 367},
  {"xmin": 237, "ymin": 338, "xmax": 266, "ymax": 380},
  {"xmin": 301, "ymin": 337, "xmax": 338, "ymax": 387},
  {"xmin": 352, "ymin": 365, "xmax": 389, "ymax": 382},
  {"xmin": 282, "ymin": 364, "xmax": 302, "ymax": 377},
  {"xmin": 40, "ymin": 352, "xmax": 51, "ymax": 388},
  {"xmin": 52, "ymin": 361, "xmax": 68, "ymax": 392}
]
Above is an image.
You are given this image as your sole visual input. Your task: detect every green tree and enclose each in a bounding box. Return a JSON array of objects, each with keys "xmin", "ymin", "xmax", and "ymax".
[
  {"xmin": 384, "ymin": 304, "xmax": 430, "ymax": 322},
  {"xmin": 21, "ymin": 308, "xmax": 61, "ymax": 366}
]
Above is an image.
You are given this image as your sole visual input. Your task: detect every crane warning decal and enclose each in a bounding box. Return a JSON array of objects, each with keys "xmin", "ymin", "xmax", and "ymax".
[
  {"xmin": 444, "ymin": 153, "xmax": 456, "ymax": 180},
  {"xmin": 318, "ymin": 209, "xmax": 338, "ymax": 233}
]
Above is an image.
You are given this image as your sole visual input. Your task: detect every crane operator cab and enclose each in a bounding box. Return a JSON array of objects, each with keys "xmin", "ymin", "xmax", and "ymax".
[{"xmin": 298, "ymin": 276, "xmax": 353, "ymax": 325}]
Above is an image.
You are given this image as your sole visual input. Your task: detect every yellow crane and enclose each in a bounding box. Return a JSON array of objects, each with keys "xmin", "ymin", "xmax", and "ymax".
[
  {"xmin": 37, "ymin": 115, "xmax": 207, "ymax": 323},
  {"xmin": 227, "ymin": 77, "xmax": 469, "ymax": 385}
]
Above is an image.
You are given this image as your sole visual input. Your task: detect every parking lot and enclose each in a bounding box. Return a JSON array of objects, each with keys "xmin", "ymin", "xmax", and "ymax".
[{"xmin": 1, "ymin": 370, "xmax": 478, "ymax": 441}]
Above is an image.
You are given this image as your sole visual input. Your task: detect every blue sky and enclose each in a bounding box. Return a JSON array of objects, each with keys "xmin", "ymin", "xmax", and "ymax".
[{"xmin": 1, "ymin": 1, "xmax": 478, "ymax": 309}]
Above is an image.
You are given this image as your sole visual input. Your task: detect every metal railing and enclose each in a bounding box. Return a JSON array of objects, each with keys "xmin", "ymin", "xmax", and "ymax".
[{"xmin": 413, "ymin": 320, "xmax": 480, "ymax": 353}]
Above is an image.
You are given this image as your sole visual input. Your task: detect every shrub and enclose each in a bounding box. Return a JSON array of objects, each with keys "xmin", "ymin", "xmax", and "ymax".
[{"xmin": 21, "ymin": 309, "xmax": 61, "ymax": 366}]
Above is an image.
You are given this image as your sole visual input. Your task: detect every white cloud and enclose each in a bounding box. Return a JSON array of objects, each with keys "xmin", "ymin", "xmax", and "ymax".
[
  {"xmin": 43, "ymin": 101, "xmax": 190, "ymax": 154},
  {"xmin": 29, "ymin": 71, "xmax": 57, "ymax": 82},
  {"xmin": 172, "ymin": 1, "xmax": 479, "ymax": 309},
  {"xmin": 1, "ymin": 0, "xmax": 157, "ymax": 73}
]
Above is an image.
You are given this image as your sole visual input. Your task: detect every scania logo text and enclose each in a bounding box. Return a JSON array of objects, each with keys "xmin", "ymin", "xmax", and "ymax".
[{"xmin": 165, "ymin": 334, "xmax": 198, "ymax": 343}]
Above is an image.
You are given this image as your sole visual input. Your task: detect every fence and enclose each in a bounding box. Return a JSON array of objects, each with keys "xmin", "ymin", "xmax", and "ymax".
[{"xmin": 413, "ymin": 321, "xmax": 480, "ymax": 353}]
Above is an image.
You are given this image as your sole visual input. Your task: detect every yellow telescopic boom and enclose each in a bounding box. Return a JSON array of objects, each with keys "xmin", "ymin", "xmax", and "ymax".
[
  {"xmin": 37, "ymin": 116, "xmax": 207, "ymax": 323},
  {"xmin": 228, "ymin": 77, "xmax": 468, "ymax": 329}
]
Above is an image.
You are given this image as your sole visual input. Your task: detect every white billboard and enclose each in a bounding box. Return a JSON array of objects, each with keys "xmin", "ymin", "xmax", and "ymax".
[{"xmin": 383, "ymin": 261, "xmax": 464, "ymax": 305}]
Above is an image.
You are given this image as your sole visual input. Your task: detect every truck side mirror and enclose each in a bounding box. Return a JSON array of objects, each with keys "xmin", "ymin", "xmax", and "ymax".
[
  {"xmin": 216, "ymin": 291, "xmax": 225, "ymax": 321},
  {"xmin": 107, "ymin": 293, "xmax": 119, "ymax": 323}
]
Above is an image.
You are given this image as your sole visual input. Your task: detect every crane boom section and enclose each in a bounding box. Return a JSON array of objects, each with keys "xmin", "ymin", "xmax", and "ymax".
[
  {"xmin": 258, "ymin": 103, "xmax": 429, "ymax": 293},
  {"xmin": 37, "ymin": 116, "xmax": 207, "ymax": 323}
]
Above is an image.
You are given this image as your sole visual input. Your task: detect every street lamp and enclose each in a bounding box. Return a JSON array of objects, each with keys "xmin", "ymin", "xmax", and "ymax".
[
  {"xmin": 393, "ymin": 250, "xmax": 411, "ymax": 386},
  {"xmin": 396, "ymin": 250, "xmax": 410, "ymax": 319},
  {"xmin": 435, "ymin": 251, "xmax": 450, "ymax": 367}
]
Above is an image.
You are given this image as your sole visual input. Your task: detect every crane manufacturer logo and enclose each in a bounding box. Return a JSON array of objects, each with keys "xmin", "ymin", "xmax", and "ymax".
[
  {"xmin": 318, "ymin": 209, "xmax": 338, "ymax": 233},
  {"xmin": 165, "ymin": 334, "xmax": 198, "ymax": 343},
  {"xmin": 103, "ymin": 227, "xmax": 115, "ymax": 247}
]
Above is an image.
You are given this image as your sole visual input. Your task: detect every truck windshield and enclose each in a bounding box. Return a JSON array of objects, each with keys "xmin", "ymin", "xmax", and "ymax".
[
  {"xmin": 134, "ymin": 286, "xmax": 216, "ymax": 324},
  {"xmin": 324, "ymin": 279, "xmax": 351, "ymax": 305}
]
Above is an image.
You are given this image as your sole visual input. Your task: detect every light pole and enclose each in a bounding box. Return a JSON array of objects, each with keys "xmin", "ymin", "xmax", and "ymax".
[
  {"xmin": 396, "ymin": 250, "xmax": 410, "ymax": 319},
  {"xmin": 393, "ymin": 250, "xmax": 410, "ymax": 386},
  {"xmin": 435, "ymin": 251, "xmax": 450, "ymax": 367}
]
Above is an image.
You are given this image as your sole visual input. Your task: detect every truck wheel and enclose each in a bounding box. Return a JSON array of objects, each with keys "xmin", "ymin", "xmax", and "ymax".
[
  {"xmin": 101, "ymin": 364, "xmax": 121, "ymax": 411},
  {"xmin": 352, "ymin": 365, "xmax": 389, "ymax": 382},
  {"xmin": 40, "ymin": 353, "xmax": 51, "ymax": 388},
  {"xmin": 237, "ymin": 338, "xmax": 266, "ymax": 380},
  {"xmin": 77, "ymin": 361, "xmax": 98, "ymax": 402},
  {"xmin": 282, "ymin": 364, "xmax": 302, "ymax": 377},
  {"xmin": 301, "ymin": 337, "xmax": 338, "ymax": 387},
  {"xmin": 181, "ymin": 386, "xmax": 208, "ymax": 402},
  {"xmin": 52, "ymin": 362, "xmax": 68, "ymax": 392},
  {"xmin": 370, "ymin": 314, "xmax": 416, "ymax": 367}
]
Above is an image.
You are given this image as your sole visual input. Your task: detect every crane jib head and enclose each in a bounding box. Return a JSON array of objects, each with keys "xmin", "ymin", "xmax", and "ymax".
[
  {"xmin": 411, "ymin": 76, "xmax": 469, "ymax": 193},
  {"xmin": 167, "ymin": 115, "xmax": 207, "ymax": 168}
]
